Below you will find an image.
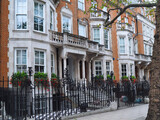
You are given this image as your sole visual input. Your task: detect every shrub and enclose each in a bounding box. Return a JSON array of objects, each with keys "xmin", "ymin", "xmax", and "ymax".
[
  {"xmin": 34, "ymin": 72, "xmax": 49, "ymax": 88},
  {"xmin": 107, "ymin": 74, "xmax": 111, "ymax": 79},
  {"xmin": 51, "ymin": 73, "xmax": 59, "ymax": 87},
  {"xmin": 10, "ymin": 72, "xmax": 28, "ymax": 87}
]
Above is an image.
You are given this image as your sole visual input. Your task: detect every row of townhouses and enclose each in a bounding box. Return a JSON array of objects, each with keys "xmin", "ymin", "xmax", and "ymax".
[{"xmin": 0, "ymin": 0, "xmax": 155, "ymax": 82}]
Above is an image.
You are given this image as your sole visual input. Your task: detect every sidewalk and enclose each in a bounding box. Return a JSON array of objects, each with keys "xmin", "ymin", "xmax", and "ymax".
[{"xmin": 70, "ymin": 104, "xmax": 148, "ymax": 120}]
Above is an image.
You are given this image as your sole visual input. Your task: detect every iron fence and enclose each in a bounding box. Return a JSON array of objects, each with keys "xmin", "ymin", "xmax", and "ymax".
[{"xmin": 0, "ymin": 70, "xmax": 150, "ymax": 120}]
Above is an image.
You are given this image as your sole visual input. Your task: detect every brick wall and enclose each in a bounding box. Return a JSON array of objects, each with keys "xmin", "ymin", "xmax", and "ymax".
[{"xmin": 0, "ymin": 0, "xmax": 9, "ymax": 81}]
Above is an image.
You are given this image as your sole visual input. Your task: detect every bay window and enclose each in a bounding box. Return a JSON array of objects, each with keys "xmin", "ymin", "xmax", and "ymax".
[
  {"xmin": 95, "ymin": 61, "xmax": 102, "ymax": 76},
  {"xmin": 144, "ymin": 44, "xmax": 147, "ymax": 55},
  {"xmin": 93, "ymin": 28, "xmax": 100, "ymax": 43},
  {"xmin": 62, "ymin": 16, "xmax": 71, "ymax": 33},
  {"xmin": 121, "ymin": 64, "xmax": 127, "ymax": 77},
  {"xmin": 106, "ymin": 62, "xmax": 111, "ymax": 75},
  {"xmin": 79, "ymin": 24, "xmax": 86, "ymax": 37},
  {"xmin": 104, "ymin": 29, "xmax": 109, "ymax": 49},
  {"xmin": 51, "ymin": 54, "xmax": 54, "ymax": 73},
  {"xmin": 149, "ymin": 46, "xmax": 152, "ymax": 56},
  {"xmin": 119, "ymin": 37, "xmax": 125, "ymax": 54},
  {"xmin": 34, "ymin": 2, "xmax": 44, "ymax": 32},
  {"xmin": 130, "ymin": 64, "xmax": 133, "ymax": 75},
  {"xmin": 78, "ymin": 0, "xmax": 85, "ymax": 11},
  {"xmin": 129, "ymin": 38, "xmax": 132, "ymax": 55},
  {"xmin": 15, "ymin": 0, "xmax": 27, "ymax": 29},
  {"xmin": 50, "ymin": 9, "xmax": 54, "ymax": 30},
  {"xmin": 15, "ymin": 49, "xmax": 27, "ymax": 73},
  {"xmin": 35, "ymin": 50, "xmax": 45, "ymax": 73}
]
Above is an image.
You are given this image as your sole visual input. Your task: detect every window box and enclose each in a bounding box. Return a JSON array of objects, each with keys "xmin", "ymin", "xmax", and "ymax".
[
  {"xmin": 34, "ymin": 72, "xmax": 49, "ymax": 89},
  {"xmin": 51, "ymin": 73, "xmax": 60, "ymax": 88},
  {"xmin": 121, "ymin": 76, "xmax": 129, "ymax": 83},
  {"xmin": 10, "ymin": 72, "xmax": 30, "ymax": 87},
  {"xmin": 131, "ymin": 76, "xmax": 137, "ymax": 84}
]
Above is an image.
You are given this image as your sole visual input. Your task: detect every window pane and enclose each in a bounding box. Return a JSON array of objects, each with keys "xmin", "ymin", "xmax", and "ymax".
[
  {"xmin": 40, "ymin": 66, "xmax": 44, "ymax": 72},
  {"xmin": 79, "ymin": 24, "xmax": 86, "ymax": 37},
  {"xmin": 39, "ymin": 4, "xmax": 43, "ymax": 17},
  {"xmin": 63, "ymin": 16, "xmax": 71, "ymax": 33},
  {"xmin": 104, "ymin": 30, "xmax": 109, "ymax": 49},
  {"xmin": 40, "ymin": 59, "xmax": 44, "ymax": 65},
  {"xmin": 34, "ymin": 2, "xmax": 44, "ymax": 32},
  {"xmin": 35, "ymin": 51, "xmax": 39, "ymax": 58},
  {"xmin": 35, "ymin": 58, "xmax": 39, "ymax": 64}
]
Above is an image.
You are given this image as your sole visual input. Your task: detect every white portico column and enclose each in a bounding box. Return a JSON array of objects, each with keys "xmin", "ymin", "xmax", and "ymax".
[
  {"xmin": 88, "ymin": 61, "xmax": 91, "ymax": 82},
  {"xmin": 82, "ymin": 58, "xmax": 86, "ymax": 80},
  {"xmin": 63, "ymin": 57, "xmax": 67, "ymax": 71},
  {"xmin": 103, "ymin": 59, "xmax": 106, "ymax": 80}
]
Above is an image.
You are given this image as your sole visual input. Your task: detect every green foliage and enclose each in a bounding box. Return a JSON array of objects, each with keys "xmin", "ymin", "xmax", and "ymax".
[
  {"xmin": 11, "ymin": 72, "xmax": 28, "ymax": 87},
  {"xmin": 51, "ymin": 73, "xmax": 57, "ymax": 78},
  {"xmin": 95, "ymin": 75, "xmax": 104, "ymax": 79},
  {"xmin": 34, "ymin": 72, "xmax": 49, "ymax": 87},
  {"xmin": 107, "ymin": 74, "xmax": 111, "ymax": 79},
  {"xmin": 131, "ymin": 76, "xmax": 136, "ymax": 79},
  {"xmin": 121, "ymin": 76, "xmax": 129, "ymax": 80},
  {"xmin": 34, "ymin": 72, "xmax": 48, "ymax": 79}
]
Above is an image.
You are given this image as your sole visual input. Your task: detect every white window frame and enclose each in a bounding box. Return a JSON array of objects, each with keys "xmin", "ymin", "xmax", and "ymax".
[
  {"xmin": 62, "ymin": 15, "xmax": 72, "ymax": 33},
  {"xmin": 78, "ymin": 0, "xmax": 85, "ymax": 11},
  {"xmin": 14, "ymin": 48, "xmax": 28, "ymax": 73},
  {"xmin": 134, "ymin": 40, "xmax": 138, "ymax": 54},
  {"xmin": 106, "ymin": 61, "xmax": 111, "ymax": 76},
  {"xmin": 119, "ymin": 37, "xmax": 125, "ymax": 54},
  {"xmin": 93, "ymin": 28, "xmax": 100, "ymax": 43},
  {"xmin": 50, "ymin": 8, "xmax": 54, "ymax": 30},
  {"xmin": 129, "ymin": 38, "xmax": 132, "ymax": 55},
  {"xmin": 132, "ymin": 21, "xmax": 135, "ymax": 33},
  {"xmin": 144, "ymin": 44, "xmax": 147, "ymax": 55},
  {"xmin": 149, "ymin": 46, "xmax": 152, "ymax": 56},
  {"xmin": 51, "ymin": 53, "xmax": 55, "ymax": 73},
  {"xmin": 15, "ymin": 0, "xmax": 27, "ymax": 30},
  {"xmin": 78, "ymin": 24, "xmax": 86, "ymax": 37},
  {"xmin": 34, "ymin": 50, "xmax": 46, "ymax": 73},
  {"xmin": 104, "ymin": 29, "xmax": 109, "ymax": 49},
  {"xmin": 34, "ymin": 1, "xmax": 45, "ymax": 32},
  {"xmin": 95, "ymin": 61, "xmax": 102, "ymax": 76},
  {"xmin": 130, "ymin": 64, "xmax": 133, "ymax": 75},
  {"xmin": 121, "ymin": 64, "xmax": 127, "ymax": 77}
]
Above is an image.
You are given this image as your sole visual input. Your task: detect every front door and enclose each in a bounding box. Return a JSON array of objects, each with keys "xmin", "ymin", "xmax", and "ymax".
[{"xmin": 68, "ymin": 57, "xmax": 75, "ymax": 80}]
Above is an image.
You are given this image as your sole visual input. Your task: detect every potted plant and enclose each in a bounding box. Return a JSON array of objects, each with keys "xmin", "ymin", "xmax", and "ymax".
[
  {"xmin": 121, "ymin": 76, "xmax": 129, "ymax": 83},
  {"xmin": 10, "ymin": 72, "xmax": 29, "ymax": 87},
  {"xmin": 51, "ymin": 73, "xmax": 59, "ymax": 87},
  {"xmin": 34, "ymin": 72, "xmax": 49, "ymax": 88},
  {"xmin": 107, "ymin": 74, "xmax": 111, "ymax": 80},
  {"xmin": 95, "ymin": 75, "xmax": 104, "ymax": 85},
  {"xmin": 131, "ymin": 76, "xmax": 137, "ymax": 84}
]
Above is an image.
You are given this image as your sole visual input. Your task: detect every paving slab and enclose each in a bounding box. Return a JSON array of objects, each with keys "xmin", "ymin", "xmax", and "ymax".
[{"xmin": 70, "ymin": 104, "xmax": 148, "ymax": 120}]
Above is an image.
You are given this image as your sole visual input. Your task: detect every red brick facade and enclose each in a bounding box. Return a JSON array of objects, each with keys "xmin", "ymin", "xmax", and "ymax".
[{"xmin": 0, "ymin": 0, "xmax": 9, "ymax": 82}]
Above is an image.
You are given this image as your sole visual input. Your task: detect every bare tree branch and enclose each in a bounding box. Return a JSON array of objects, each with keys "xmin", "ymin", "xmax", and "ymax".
[{"xmin": 104, "ymin": 3, "xmax": 157, "ymax": 27}]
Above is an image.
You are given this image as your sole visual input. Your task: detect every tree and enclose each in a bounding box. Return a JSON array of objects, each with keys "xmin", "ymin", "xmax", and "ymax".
[{"xmin": 87, "ymin": 0, "xmax": 158, "ymax": 119}]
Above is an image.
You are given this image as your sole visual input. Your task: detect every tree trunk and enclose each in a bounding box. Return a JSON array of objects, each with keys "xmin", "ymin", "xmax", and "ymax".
[{"xmin": 146, "ymin": 1, "xmax": 160, "ymax": 119}]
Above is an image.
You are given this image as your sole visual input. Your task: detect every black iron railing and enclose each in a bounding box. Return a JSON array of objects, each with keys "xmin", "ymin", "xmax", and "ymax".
[{"xmin": 0, "ymin": 71, "xmax": 150, "ymax": 120}]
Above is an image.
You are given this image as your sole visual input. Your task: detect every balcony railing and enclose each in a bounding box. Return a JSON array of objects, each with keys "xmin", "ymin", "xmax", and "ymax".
[
  {"xmin": 90, "ymin": 11, "xmax": 107, "ymax": 20},
  {"xmin": 117, "ymin": 23, "xmax": 134, "ymax": 32},
  {"xmin": 135, "ymin": 54, "xmax": 152, "ymax": 62},
  {"xmin": 49, "ymin": 31, "xmax": 107, "ymax": 53}
]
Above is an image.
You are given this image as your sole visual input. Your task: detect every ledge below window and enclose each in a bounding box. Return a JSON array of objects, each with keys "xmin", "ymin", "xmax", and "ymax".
[
  {"xmin": 12, "ymin": 30, "xmax": 29, "ymax": 32},
  {"xmin": 33, "ymin": 30, "xmax": 47, "ymax": 36}
]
